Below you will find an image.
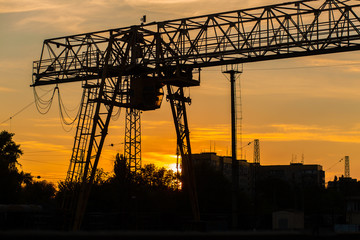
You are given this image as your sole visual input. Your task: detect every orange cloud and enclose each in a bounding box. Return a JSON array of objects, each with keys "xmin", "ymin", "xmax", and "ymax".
[
  {"xmin": 0, "ymin": 0, "xmax": 62, "ymax": 13},
  {"xmin": 18, "ymin": 140, "xmax": 71, "ymax": 154},
  {"xmin": 0, "ymin": 87, "xmax": 15, "ymax": 93}
]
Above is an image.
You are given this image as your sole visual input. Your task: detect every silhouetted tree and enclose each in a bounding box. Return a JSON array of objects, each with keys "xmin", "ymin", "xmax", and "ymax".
[
  {"xmin": 0, "ymin": 131, "xmax": 30, "ymax": 203},
  {"xmin": 94, "ymin": 168, "xmax": 109, "ymax": 185},
  {"xmin": 82, "ymin": 157, "xmax": 184, "ymax": 222},
  {"xmin": 112, "ymin": 153, "xmax": 132, "ymax": 185},
  {"xmin": 110, "ymin": 154, "xmax": 180, "ymax": 191},
  {"xmin": 22, "ymin": 180, "xmax": 56, "ymax": 206},
  {"xmin": 0, "ymin": 130, "xmax": 23, "ymax": 169},
  {"xmin": 134, "ymin": 163, "xmax": 180, "ymax": 191},
  {"xmin": 0, "ymin": 131, "xmax": 57, "ymax": 207}
]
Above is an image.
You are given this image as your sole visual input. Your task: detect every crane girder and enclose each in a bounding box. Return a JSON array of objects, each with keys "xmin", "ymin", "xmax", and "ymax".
[{"xmin": 32, "ymin": 0, "xmax": 360, "ymax": 87}]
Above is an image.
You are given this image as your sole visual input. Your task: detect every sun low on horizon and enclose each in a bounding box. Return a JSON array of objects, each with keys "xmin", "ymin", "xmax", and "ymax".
[{"xmin": 1, "ymin": 0, "xmax": 360, "ymax": 185}]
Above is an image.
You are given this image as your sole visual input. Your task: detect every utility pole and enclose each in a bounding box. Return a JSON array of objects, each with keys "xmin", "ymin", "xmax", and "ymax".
[{"xmin": 223, "ymin": 67, "xmax": 241, "ymax": 230}]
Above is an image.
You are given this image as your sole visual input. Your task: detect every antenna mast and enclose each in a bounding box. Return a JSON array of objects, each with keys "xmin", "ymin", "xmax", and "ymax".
[{"xmin": 253, "ymin": 139, "xmax": 260, "ymax": 165}]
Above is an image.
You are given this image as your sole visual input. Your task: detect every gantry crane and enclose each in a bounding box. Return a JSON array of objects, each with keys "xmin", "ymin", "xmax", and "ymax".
[{"xmin": 31, "ymin": 0, "xmax": 360, "ymax": 230}]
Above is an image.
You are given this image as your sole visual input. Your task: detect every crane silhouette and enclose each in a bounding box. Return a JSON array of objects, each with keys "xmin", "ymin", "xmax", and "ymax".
[{"xmin": 31, "ymin": 0, "xmax": 360, "ymax": 230}]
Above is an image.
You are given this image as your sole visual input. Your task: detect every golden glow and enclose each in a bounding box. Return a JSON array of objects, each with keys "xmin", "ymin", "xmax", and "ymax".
[{"xmin": 168, "ymin": 163, "xmax": 181, "ymax": 173}]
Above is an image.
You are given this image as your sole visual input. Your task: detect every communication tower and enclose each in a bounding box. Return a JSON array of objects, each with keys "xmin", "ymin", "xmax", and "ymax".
[
  {"xmin": 253, "ymin": 139, "xmax": 260, "ymax": 165},
  {"xmin": 345, "ymin": 155, "xmax": 350, "ymax": 178}
]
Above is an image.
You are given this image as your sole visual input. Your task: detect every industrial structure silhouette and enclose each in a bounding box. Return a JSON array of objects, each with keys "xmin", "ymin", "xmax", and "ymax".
[{"xmin": 31, "ymin": 0, "xmax": 360, "ymax": 230}]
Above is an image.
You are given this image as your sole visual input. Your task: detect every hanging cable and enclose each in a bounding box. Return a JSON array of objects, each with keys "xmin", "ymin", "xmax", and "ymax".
[
  {"xmin": 111, "ymin": 107, "xmax": 121, "ymax": 121},
  {"xmin": 57, "ymin": 86, "xmax": 85, "ymax": 132},
  {"xmin": 57, "ymin": 87, "xmax": 84, "ymax": 126},
  {"xmin": 33, "ymin": 87, "xmax": 57, "ymax": 114},
  {"xmin": 33, "ymin": 82, "xmax": 85, "ymax": 132},
  {"xmin": 1, "ymin": 88, "xmax": 54, "ymax": 126}
]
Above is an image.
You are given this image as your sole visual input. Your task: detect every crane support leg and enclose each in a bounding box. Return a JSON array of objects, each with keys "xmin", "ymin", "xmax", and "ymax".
[
  {"xmin": 72, "ymin": 75, "xmax": 122, "ymax": 230},
  {"xmin": 124, "ymin": 108, "xmax": 141, "ymax": 173},
  {"xmin": 69, "ymin": 34, "xmax": 135, "ymax": 230},
  {"xmin": 61, "ymin": 84, "xmax": 99, "ymax": 228},
  {"xmin": 66, "ymin": 85, "xmax": 98, "ymax": 183},
  {"xmin": 71, "ymin": 36, "xmax": 129, "ymax": 230},
  {"xmin": 166, "ymin": 85, "xmax": 200, "ymax": 223}
]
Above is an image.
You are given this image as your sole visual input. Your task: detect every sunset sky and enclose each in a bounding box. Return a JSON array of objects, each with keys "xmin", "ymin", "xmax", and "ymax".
[{"xmin": 1, "ymin": 0, "xmax": 360, "ymax": 184}]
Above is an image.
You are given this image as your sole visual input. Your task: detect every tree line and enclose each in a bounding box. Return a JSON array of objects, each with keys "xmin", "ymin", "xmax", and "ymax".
[
  {"xmin": 0, "ymin": 130, "xmax": 235, "ymax": 230},
  {"xmin": 0, "ymin": 130, "xmax": 353, "ymax": 231}
]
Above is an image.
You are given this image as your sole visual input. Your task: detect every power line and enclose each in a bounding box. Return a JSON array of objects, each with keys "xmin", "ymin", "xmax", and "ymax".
[
  {"xmin": 325, "ymin": 158, "xmax": 343, "ymax": 171},
  {"xmin": 24, "ymin": 150, "xmax": 70, "ymax": 154},
  {"xmin": 1, "ymin": 101, "xmax": 33, "ymax": 125},
  {"xmin": 246, "ymin": 62, "xmax": 360, "ymax": 71},
  {"xmin": 20, "ymin": 158, "xmax": 68, "ymax": 167},
  {"xmin": 207, "ymin": 62, "xmax": 360, "ymax": 72},
  {"xmin": 23, "ymin": 153, "xmax": 69, "ymax": 156},
  {"xmin": 31, "ymin": 174, "xmax": 65, "ymax": 180},
  {"xmin": 1, "ymin": 89, "xmax": 53, "ymax": 125}
]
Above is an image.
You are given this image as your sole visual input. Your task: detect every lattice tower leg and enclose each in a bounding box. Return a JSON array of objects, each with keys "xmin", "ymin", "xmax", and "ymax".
[
  {"xmin": 71, "ymin": 73, "xmax": 125, "ymax": 230},
  {"xmin": 70, "ymin": 31, "xmax": 139, "ymax": 231},
  {"xmin": 166, "ymin": 85, "xmax": 200, "ymax": 222},
  {"xmin": 65, "ymin": 83, "xmax": 99, "ymax": 183},
  {"xmin": 61, "ymin": 83, "xmax": 99, "ymax": 228},
  {"xmin": 124, "ymin": 108, "xmax": 141, "ymax": 174}
]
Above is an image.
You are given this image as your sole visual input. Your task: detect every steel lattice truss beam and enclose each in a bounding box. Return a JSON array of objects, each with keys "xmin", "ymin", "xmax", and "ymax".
[
  {"xmin": 32, "ymin": 0, "xmax": 360, "ymax": 87},
  {"xmin": 124, "ymin": 108, "xmax": 142, "ymax": 173}
]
